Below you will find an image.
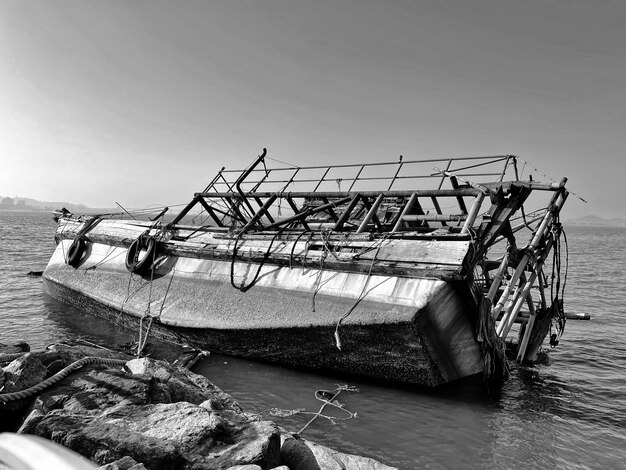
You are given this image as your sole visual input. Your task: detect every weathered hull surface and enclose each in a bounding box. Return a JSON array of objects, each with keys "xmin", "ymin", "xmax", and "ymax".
[{"xmin": 43, "ymin": 221, "xmax": 485, "ymax": 387}]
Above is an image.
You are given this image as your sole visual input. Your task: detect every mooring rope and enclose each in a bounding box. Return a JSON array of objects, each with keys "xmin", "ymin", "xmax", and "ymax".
[
  {"xmin": 0, "ymin": 352, "xmax": 28, "ymax": 364},
  {"xmin": 136, "ymin": 234, "xmax": 161, "ymax": 357},
  {"xmin": 549, "ymin": 212, "xmax": 568, "ymax": 347},
  {"xmin": 333, "ymin": 242, "xmax": 385, "ymax": 351},
  {"xmin": 311, "ymin": 247, "xmax": 328, "ymax": 313},
  {"xmin": 331, "ymin": 233, "xmax": 392, "ymax": 350},
  {"xmin": 0, "ymin": 356, "xmax": 127, "ymax": 403},
  {"xmin": 252, "ymin": 384, "xmax": 358, "ymax": 435},
  {"xmin": 296, "ymin": 385, "xmax": 359, "ymax": 435}
]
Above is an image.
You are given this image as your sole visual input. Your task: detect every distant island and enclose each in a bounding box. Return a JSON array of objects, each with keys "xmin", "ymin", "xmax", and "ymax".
[
  {"xmin": 565, "ymin": 215, "xmax": 626, "ymax": 227},
  {"xmin": 0, "ymin": 196, "xmax": 112, "ymax": 215}
]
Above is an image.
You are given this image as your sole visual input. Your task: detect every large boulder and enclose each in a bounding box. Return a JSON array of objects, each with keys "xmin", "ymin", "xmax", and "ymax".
[
  {"xmin": 18, "ymin": 356, "xmax": 281, "ymax": 469},
  {"xmin": 124, "ymin": 358, "xmax": 241, "ymax": 411}
]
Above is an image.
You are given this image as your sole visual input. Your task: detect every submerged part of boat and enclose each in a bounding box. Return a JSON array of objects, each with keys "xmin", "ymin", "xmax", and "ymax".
[{"xmin": 43, "ymin": 149, "xmax": 570, "ymax": 387}]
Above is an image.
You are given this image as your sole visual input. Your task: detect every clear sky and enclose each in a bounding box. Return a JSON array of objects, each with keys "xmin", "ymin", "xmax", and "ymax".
[{"xmin": 1, "ymin": 0, "xmax": 624, "ymax": 218}]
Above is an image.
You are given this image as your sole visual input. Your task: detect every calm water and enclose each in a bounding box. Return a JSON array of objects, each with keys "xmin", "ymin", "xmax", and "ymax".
[{"xmin": 1, "ymin": 211, "xmax": 624, "ymax": 469}]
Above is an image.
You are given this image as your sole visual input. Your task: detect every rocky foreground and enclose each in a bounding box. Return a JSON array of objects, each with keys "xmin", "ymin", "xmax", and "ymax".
[{"xmin": 0, "ymin": 342, "xmax": 397, "ymax": 470}]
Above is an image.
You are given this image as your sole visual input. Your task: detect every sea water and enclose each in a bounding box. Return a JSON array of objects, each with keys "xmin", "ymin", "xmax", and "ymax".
[{"xmin": 1, "ymin": 210, "xmax": 624, "ymax": 469}]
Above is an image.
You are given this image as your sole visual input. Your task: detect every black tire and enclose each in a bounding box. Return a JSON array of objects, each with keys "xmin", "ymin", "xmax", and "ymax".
[
  {"xmin": 66, "ymin": 237, "xmax": 86, "ymax": 268},
  {"xmin": 125, "ymin": 234, "xmax": 156, "ymax": 275}
]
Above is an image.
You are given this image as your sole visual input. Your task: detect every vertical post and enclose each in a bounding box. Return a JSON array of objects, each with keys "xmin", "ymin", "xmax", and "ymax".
[
  {"xmin": 348, "ymin": 165, "xmax": 365, "ymax": 191},
  {"xmin": 392, "ymin": 193, "xmax": 418, "ymax": 232},
  {"xmin": 438, "ymin": 160, "xmax": 452, "ymax": 190},
  {"xmin": 460, "ymin": 192, "xmax": 485, "ymax": 235},
  {"xmin": 387, "ymin": 160, "xmax": 404, "ymax": 191},
  {"xmin": 313, "ymin": 167, "xmax": 331, "ymax": 192},
  {"xmin": 450, "ymin": 176, "xmax": 468, "ymax": 215},
  {"xmin": 357, "ymin": 194, "xmax": 384, "ymax": 233},
  {"xmin": 499, "ymin": 155, "xmax": 512, "ymax": 182},
  {"xmin": 430, "ymin": 196, "xmax": 446, "ymax": 226},
  {"xmin": 334, "ymin": 195, "xmax": 362, "ymax": 231}
]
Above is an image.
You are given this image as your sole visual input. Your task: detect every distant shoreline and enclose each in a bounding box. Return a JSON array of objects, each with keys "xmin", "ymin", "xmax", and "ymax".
[
  {"xmin": 564, "ymin": 215, "xmax": 626, "ymax": 228},
  {"xmin": 0, "ymin": 207, "xmax": 54, "ymax": 213}
]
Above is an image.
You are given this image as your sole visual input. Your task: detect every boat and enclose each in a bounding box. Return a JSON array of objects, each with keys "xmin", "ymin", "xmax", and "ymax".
[{"xmin": 42, "ymin": 149, "xmax": 571, "ymax": 387}]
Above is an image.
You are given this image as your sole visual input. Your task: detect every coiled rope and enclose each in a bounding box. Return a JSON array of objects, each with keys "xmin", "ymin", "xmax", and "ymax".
[{"xmin": 0, "ymin": 356, "xmax": 127, "ymax": 403}]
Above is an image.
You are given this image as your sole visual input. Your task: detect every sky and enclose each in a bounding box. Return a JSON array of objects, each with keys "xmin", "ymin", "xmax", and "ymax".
[{"xmin": 1, "ymin": 0, "xmax": 624, "ymax": 218}]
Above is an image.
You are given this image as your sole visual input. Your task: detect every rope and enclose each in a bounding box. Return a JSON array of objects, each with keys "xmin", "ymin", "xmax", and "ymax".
[
  {"xmin": 265, "ymin": 156, "xmax": 300, "ymax": 168},
  {"xmin": 86, "ymin": 248, "xmax": 125, "ymax": 272},
  {"xmin": 330, "ymin": 233, "xmax": 393, "ymax": 350},
  {"xmin": 137, "ymin": 315, "xmax": 154, "ymax": 357},
  {"xmin": 549, "ymin": 212, "xmax": 568, "ymax": 345},
  {"xmin": 137, "ymin": 238, "xmax": 159, "ymax": 357},
  {"xmin": 289, "ymin": 230, "xmax": 312, "ymax": 269},
  {"xmin": 333, "ymin": 242, "xmax": 385, "ymax": 351},
  {"xmin": 311, "ymin": 247, "xmax": 328, "ymax": 313},
  {"xmin": 515, "ymin": 157, "xmax": 587, "ymax": 203},
  {"xmin": 254, "ymin": 384, "xmax": 358, "ymax": 435},
  {"xmin": 0, "ymin": 352, "xmax": 28, "ymax": 364},
  {"xmin": 311, "ymin": 230, "xmax": 350, "ymax": 312},
  {"xmin": 230, "ymin": 228, "xmax": 286, "ymax": 292},
  {"xmin": 296, "ymin": 385, "xmax": 359, "ymax": 435},
  {"xmin": 476, "ymin": 296, "xmax": 509, "ymax": 386},
  {"xmin": 0, "ymin": 356, "xmax": 127, "ymax": 403}
]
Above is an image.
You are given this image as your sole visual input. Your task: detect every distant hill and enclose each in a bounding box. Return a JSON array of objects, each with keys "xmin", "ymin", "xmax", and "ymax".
[
  {"xmin": 565, "ymin": 215, "xmax": 626, "ymax": 227},
  {"xmin": 0, "ymin": 196, "xmax": 112, "ymax": 214}
]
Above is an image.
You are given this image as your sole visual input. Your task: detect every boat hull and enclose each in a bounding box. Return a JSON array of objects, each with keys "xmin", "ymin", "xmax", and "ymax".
[{"xmin": 43, "ymin": 227, "xmax": 485, "ymax": 387}]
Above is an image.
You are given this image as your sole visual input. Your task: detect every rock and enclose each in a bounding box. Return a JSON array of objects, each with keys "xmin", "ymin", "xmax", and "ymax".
[
  {"xmin": 0, "ymin": 353, "xmax": 48, "ymax": 413},
  {"xmin": 4, "ymin": 346, "xmax": 397, "ymax": 470},
  {"xmin": 0, "ymin": 341, "xmax": 30, "ymax": 354},
  {"xmin": 125, "ymin": 357, "xmax": 241, "ymax": 411},
  {"xmin": 41, "ymin": 343, "xmax": 131, "ymax": 366},
  {"xmin": 19, "ymin": 355, "xmax": 280, "ymax": 469},
  {"xmin": 281, "ymin": 437, "xmax": 398, "ymax": 470},
  {"xmin": 173, "ymin": 347, "xmax": 210, "ymax": 370},
  {"xmin": 99, "ymin": 456, "xmax": 146, "ymax": 470}
]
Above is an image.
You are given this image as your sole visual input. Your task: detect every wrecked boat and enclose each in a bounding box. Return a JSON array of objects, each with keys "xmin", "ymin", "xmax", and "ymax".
[{"xmin": 42, "ymin": 149, "xmax": 571, "ymax": 387}]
